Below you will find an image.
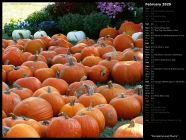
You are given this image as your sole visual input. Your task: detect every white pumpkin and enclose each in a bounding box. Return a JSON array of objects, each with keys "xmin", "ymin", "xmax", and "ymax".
[
  {"xmin": 132, "ymin": 32, "xmax": 143, "ymax": 41},
  {"xmin": 67, "ymin": 31, "xmax": 86, "ymax": 42},
  {"xmin": 12, "ymin": 29, "xmax": 31, "ymax": 40},
  {"xmin": 34, "ymin": 30, "xmax": 47, "ymax": 39}
]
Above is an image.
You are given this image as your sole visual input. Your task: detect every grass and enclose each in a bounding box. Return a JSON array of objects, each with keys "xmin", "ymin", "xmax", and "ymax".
[{"xmin": 2, "ymin": 2, "xmax": 54, "ymax": 27}]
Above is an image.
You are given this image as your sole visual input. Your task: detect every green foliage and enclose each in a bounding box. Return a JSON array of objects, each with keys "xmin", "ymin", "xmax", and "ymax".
[
  {"xmin": 83, "ymin": 12, "xmax": 111, "ymax": 39},
  {"xmin": 43, "ymin": 4, "xmax": 57, "ymax": 20},
  {"xmin": 4, "ymin": 18, "xmax": 24, "ymax": 35},
  {"xmin": 57, "ymin": 14, "xmax": 84, "ymax": 35},
  {"xmin": 25, "ymin": 10, "xmax": 52, "ymax": 34}
]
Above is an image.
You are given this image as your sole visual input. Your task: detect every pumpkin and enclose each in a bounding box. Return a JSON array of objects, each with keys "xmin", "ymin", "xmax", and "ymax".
[
  {"xmin": 67, "ymin": 76, "xmax": 97, "ymax": 97},
  {"xmin": 88, "ymin": 65, "xmax": 110, "ymax": 83},
  {"xmin": 96, "ymin": 81, "xmax": 126, "ymax": 102},
  {"xmin": 119, "ymin": 21, "xmax": 142, "ymax": 36},
  {"xmin": 2, "ymin": 82, "xmax": 9, "ymax": 91},
  {"xmin": 21, "ymin": 60, "xmax": 48, "ymax": 73},
  {"xmin": 6, "ymin": 44, "xmax": 24, "ymax": 51},
  {"xmin": 110, "ymin": 95, "xmax": 141, "ymax": 119},
  {"xmin": 3, "ymin": 39, "xmax": 16, "ymax": 49},
  {"xmin": 2, "ymin": 113, "xmax": 23, "ymax": 127},
  {"xmin": 2, "ymin": 64, "xmax": 14, "ymax": 73},
  {"xmin": 70, "ymin": 43, "xmax": 87, "ymax": 54},
  {"xmin": 34, "ymin": 30, "xmax": 47, "ymax": 39},
  {"xmin": 39, "ymin": 90, "xmax": 65, "ymax": 116},
  {"xmin": 11, "ymin": 116, "xmax": 42, "ymax": 136},
  {"xmin": 134, "ymin": 39, "xmax": 143, "ymax": 48},
  {"xmin": 60, "ymin": 99, "xmax": 85, "ymax": 117},
  {"xmin": 97, "ymin": 35, "xmax": 114, "ymax": 46},
  {"xmin": 47, "ymin": 114, "xmax": 82, "ymax": 138},
  {"xmin": 78, "ymin": 37, "xmax": 96, "ymax": 46},
  {"xmin": 76, "ymin": 104, "xmax": 105, "ymax": 132},
  {"xmin": 14, "ymin": 77, "xmax": 42, "ymax": 92},
  {"xmin": 41, "ymin": 74, "xmax": 68, "ymax": 95},
  {"xmin": 67, "ymin": 30, "xmax": 86, "ymax": 42},
  {"xmin": 24, "ymin": 39, "xmax": 47, "ymax": 54},
  {"xmin": 99, "ymin": 27, "xmax": 118, "ymax": 38},
  {"xmin": 39, "ymin": 120, "xmax": 51, "ymax": 138},
  {"xmin": 5, "ymin": 124, "xmax": 40, "ymax": 138},
  {"xmin": 50, "ymin": 64, "xmax": 63, "ymax": 74},
  {"xmin": 60, "ymin": 57, "xmax": 86, "ymax": 84},
  {"xmin": 61, "ymin": 92, "xmax": 78, "ymax": 104},
  {"xmin": 22, "ymin": 52, "xmax": 32, "ymax": 62},
  {"xmin": 82, "ymin": 55, "xmax": 102, "ymax": 67},
  {"xmin": 132, "ymin": 32, "xmax": 143, "ymax": 41},
  {"xmin": 3, "ymin": 90, "xmax": 21, "ymax": 116},
  {"xmin": 52, "ymin": 53, "xmax": 77, "ymax": 65},
  {"xmin": 39, "ymin": 35, "xmax": 52, "ymax": 48},
  {"xmin": 95, "ymin": 43, "xmax": 115, "ymax": 57},
  {"xmin": 12, "ymin": 30, "xmax": 31, "ymax": 40},
  {"xmin": 112, "ymin": 60, "xmax": 143, "ymax": 85},
  {"xmin": 53, "ymin": 47, "xmax": 69, "ymax": 55},
  {"xmin": 48, "ymin": 38, "xmax": 73, "ymax": 48},
  {"xmin": 122, "ymin": 45, "xmax": 143, "ymax": 61},
  {"xmin": 72, "ymin": 114, "xmax": 100, "ymax": 137},
  {"xmin": 77, "ymin": 84, "xmax": 107, "ymax": 107},
  {"xmin": 81, "ymin": 46, "xmax": 100, "ymax": 60},
  {"xmin": 73, "ymin": 53, "xmax": 81, "ymax": 62},
  {"xmin": 102, "ymin": 51, "xmax": 125, "ymax": 61},
  {"xmin": 39, "ymin": 50, "xmax": 57, "ymax": 65},
  {"xmin": 3, "ymin": 47, "xmax": 24, "ymax": 66},
  {"xmin": 27, "ymin": 52, "xmax": 47, "ymax": 63},
  {"xmin": 34, "ymin": 68, "xmax": 55, "ymax": 82},
  {"xmin": 3, "ymin": 110, "xmax": 7, "ymax": 119},
  {"xmin": 32, "ymin": 86, "xmax": 60, "ymax": 97},
  {"xmin": 95, "ymin": 104, "xmax": 117, "ymax": 127},
  {"xmin": 131, "ymin": 116, "xmax": 143, "ymax": 124},
  {"xmin": 11, "ymin": 84, "xmax": 33, "ymax": 100},
  {"xmin": 113, "ymin": 121, "xmax": 143, "ymax": 138},
  {"xmin": 98, "ymin": 56, "xmax": 118, "ymax": 73},
  {"xmin": 13, "ymin": 97, "xmax": 53, "ymax": 121},
  {"xmin": 113, "ymin": 34, "xmax": 134, "ymax": 51},
  {"xmin": 7, "ymin": 65, "xmax": 33, "ymax": 84},
  {"xmin": 2, "ymin": 69, "xmax": 6, "ymax": 82},
  {"xmin": 51, "ymin": 33, "xmax": 68, "ymax": 41}
]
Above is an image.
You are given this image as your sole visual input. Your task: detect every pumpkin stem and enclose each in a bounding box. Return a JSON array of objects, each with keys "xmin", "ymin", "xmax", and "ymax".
[
  {"xmin": 105, "ymin": 35, "xmax": 110, "ymax": 40},
  {"xmin": 107, "ymin": 56, "xmax": 112, "ymax": 61},
  {"xmin": 67, "ymin": 48, "xmax": 71, "ymax": 56},
  {"xmin": 118, "ymin": 94, "xmax": 125, "ymax": 98},
  {"xmin": 42, "ymin": 120, "xmax": 50, "ymax": 125},
  {"xmin": 83, "ymin": 84, "xmax": 94, "ymax": 96},
  {"xmin": 3, "ymin": 90, "xmax": 11, "ymax": 95},
  {"xmin": 58, "ymin": 112, "xmax": 69, "ymax": 119},
  {"xmin": 87, "ymin": 101, "xmax": 93, "ymax": 110},
  {"xmin": 80, "ymin": 76, "xmax": 87, "ymax": 81},
  {"xmin": 9, "ymin": 113, "xmax": 17, "ymax": 120},
  {"xmin": 18, "ymin": 33, "xmax": 24, "ymax": 39},
  {"xmin": 2, "ymin": 126, "xmax": 10, "ymax": 137},
  {"xmin": 21, "ymin": 116, "xmax": 29, "ymax": 121},
  {"xmin": 128, "ymin": 121, "xmax": 135, "ymax": 128},
  {"xmin": 4, "ymin": 59, "xmax": 10, "ymax": 65},
  {"xmin": 69, "ymin": 99, "xmax": 76, "ymax": 106},
  {"xmin": 40, "ymin": 48, "xmax": 43, "ymax": 52},
  {"xmin": 135, "ymin": 85, "xmax": 143, "ymax": 96},
  {"xmin": 56, "ymin": 71, "xmax": 61, "ymax": 79},
  {"xmin": 68, "ymin": 57, "xmax": 75, "ymax": 66},
  {"xmin": 34, "ymin": 51, "xmax": 39, "ymax": 61},
  {"xmin": 47, "ymin": 86, "xmax": 52, "ymax": 93},
  {"xmin": 107, "ymin": 81, "xmax": 113, "ymax": 88},
  {"xmin": 100, "ymin": 68, "xmax": 107, "ymax": 77},
  {"xmin": 133, "ymin": 56, "xmax": 138, "ymax": 61},
  {"xmin": 13, "ymin": 83, "xmax": 22, "ymax": 90}
]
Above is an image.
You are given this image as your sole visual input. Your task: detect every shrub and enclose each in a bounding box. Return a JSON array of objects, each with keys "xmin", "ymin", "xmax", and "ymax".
[
  {"xmin": 57, "ymin": 14, "xmax": 84, "ymax": 35},
  {"xmin": 83, "ymin": 12, "xmax": 111, "ymax": 39}
]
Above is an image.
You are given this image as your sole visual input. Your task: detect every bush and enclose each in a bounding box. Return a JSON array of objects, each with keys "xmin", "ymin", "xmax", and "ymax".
[
  {"xmin": 25, "ymin": 10, "xmax": 52, "ymax": 34},
  {"xmin": 43, "ymin": 4, "xmax": 57, "ymax": 20},
  {"xmin": 39, "ymin": 21, "xmax": 60, "ymax": 36},
  {"xmin": 83, "ymin": 12, "xmax": 111, "ymax": 39},
  {"xmin": 57, "ymin": 14, "xmax": 84, "ymax": 35}
]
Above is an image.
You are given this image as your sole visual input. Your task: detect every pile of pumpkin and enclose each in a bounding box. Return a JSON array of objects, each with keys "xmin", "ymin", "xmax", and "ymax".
[{"xmin": 2, "ymin": 21, "xmax": 143, "ymax": 138}]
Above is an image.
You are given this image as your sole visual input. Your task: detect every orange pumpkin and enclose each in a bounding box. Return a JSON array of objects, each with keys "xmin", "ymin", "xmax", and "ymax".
[
  {"xmin": 5, "ymin": 124, "xmax": 40, "ymax": 138},
  {"xmin": 27, "ymin": 53, "xmax": 47, "ymax": 63},
  {"xmin": 24, "ymin": 39, "xmax": 47, "ymax": 54},
  {"xmin": 14, "ymin": 77, "xmax": 42, "ymax": 92},
  {"xmin": 119, "ymin": 21, "xmax": 142, "ymax": 36},
  {"xmin": 77, "ymin": 84, "xmax": 107, "ymax": 107},
  {"xmin": 53, "ymin": 47, "xmax": 69, "ymax": 55},
  {"xmin": 99, "ymin": 27, "xmax": 118, "ymax": 38},
  {"xmin": 39, "ymin": 50, "xmax": 57, "ymax": 65},
  {"xmin": 34, "ymin": 68, "xmax": 55, "ymax": 82},
  {"xmin": 3, "ymin": 39, "xmax": 16, "ymax": 49},
  {"xmin": 51, "ymin": 33, "xmax": 68, "ymax": 41},
  {"xmin": 3, "ymin": 110, "xmax": 7, "ymax": 119},
  {"xmin": 88, "ymin": 65, "xmax": 110, "ymax": 83},
  {"xmin": 95, "ymin": 43, "xmax": 114, "ymax": 57},
  {"xmin": 70, "ymin": 43, "xmax": 87, "ymax": 54},
  {"xmin": 97, "ymin": 35, "xmax": 114, "ymax": 46},
  {"xmin": 3, "ymin": 90, "xmax": 21, "ymax": 116},
  {"xmin": 22, "ymin": 52, "xmax": 32, "ymax": 62},
  {"xmin": 132, "ymin": 116, "xmax": 143, "ymax": 124},
  {"xmin": 95, "ymin": 104, "xmax": 117, "ymax": 127},
  {"xmin": 78, "ymin": 38, "xmax": 96, "ymax": 46},
  {"xmin": 113, "ymin": 34, "xmax": 134, "ymax": 51},
  {"xmin": 110, "ymin": 95, "xmax": 141, "ymax": 119},
  {"xmin": 13, "ymin": 97, "xmax": 53, "ymax": 121},
  {"xmin": 32, "ymin": 86, "xmax": 60, "ymax": 97},
  {"xmin": 2, "ymin": 69, "xmax": 6, "ymax": 82},
  {"xmin": 113, "ymin": 121, "xmax": 143, "ymax": 138},
  {"xmin": 102, "ymin": 51, "xmax": 125, "ymax": 61},
  {"xmin": 60, "ymin": 99, "xmax": 85, "ymax": 117},
  {"xmin": 50, "ymin": 64, "xmax": 63, "ymax": 74},
  {"xmin": 76, "ymin": 105, "xmax": 105, "ymax": 132},
  {"xmin": 81, "ymin": 46, "xmax": 100, "ymax": 60},
  {"xmin": 60, "ymin": 58, "xmax": 86, "ymax": 84},
  {"xmin": 52, "ymin": 53, "xmax": 77, "ymax": 65},
  {"xmin": 47, "ymin": 114, "xmax": 82, "ymax": 138},
  {"xmin": 112, "ymin": 60, "xmax": 143, "ymax": 85},
  {"xmin": 73, "ymin": 53, "xmax": 81, "ymax": 62},
  {"xmin": 2, "ymin": 82, "xmax": 9, "ymax": 91},
  {"xmin": 39, "ymin": 120, "xmax": 51, "ymax": 138},
  {"xmin": 134, "ymin": 38, "xmax": 143, "ymax": 48},
  {"xmin": 61, "ymin": 92, "xmax": 77, "ymax": 104},
  {"xmin": 82, "ymin": 55, "xmax": 102, "ymax": 67},
  {"xmin": 72, "ymin": 114, "xmax": 100, "ymax": 137},
  {"xmin": 48, "ymin": 38, "xmax": 72, "ymax": 48}
]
